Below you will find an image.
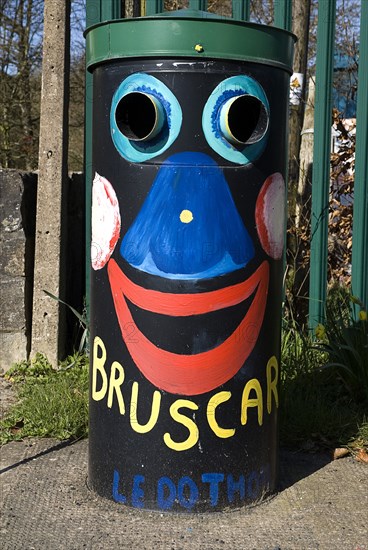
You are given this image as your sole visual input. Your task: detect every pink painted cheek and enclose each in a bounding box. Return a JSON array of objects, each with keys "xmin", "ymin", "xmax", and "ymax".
[
  {"xmin": 255, "ymin": 173, "xmax": 285, "ymax": 260},
  {"xmin": 91, "ymin": 172, "xmax": 121, "ymax": 270}
]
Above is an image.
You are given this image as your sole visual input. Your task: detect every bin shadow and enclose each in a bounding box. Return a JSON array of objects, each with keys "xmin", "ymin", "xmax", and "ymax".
[
  {"xmin": 0, "ymin": 439, "xmax": 78, "ymax": 475},
  {"xmin": 278, "ymin": 447, "xmax": 332, "ymax": 491}
]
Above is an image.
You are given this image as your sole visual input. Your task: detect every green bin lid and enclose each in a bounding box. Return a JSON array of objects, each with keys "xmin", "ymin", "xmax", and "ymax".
[{"xmin": 85, "ymin": 9, "xmax": 295, "ymax": 74}]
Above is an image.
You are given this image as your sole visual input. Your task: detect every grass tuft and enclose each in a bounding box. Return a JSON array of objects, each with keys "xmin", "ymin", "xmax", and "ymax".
[
  {"xmin": 280, "ymin": 290, "xmax": 368, "ymax": 451},
  {"xmin": 0, "ymin": 353, "xmax": 88, "ymax": 445}
]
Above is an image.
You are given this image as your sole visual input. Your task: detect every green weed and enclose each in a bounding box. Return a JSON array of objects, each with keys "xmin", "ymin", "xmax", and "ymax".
[
  {"xmin": 280, "ymin": 315, "xmax": 367, "ymax": 449},
  {"xmin": 0, "ymin": 353, "xmax": 88, "ymax": 445},
  {"xmin": 43, "ymin": 290, "xmax": 89, "ymax": 353},
  {"xmin": 314, "ymin": 291, "xmax": 368, "ymax": 404}
]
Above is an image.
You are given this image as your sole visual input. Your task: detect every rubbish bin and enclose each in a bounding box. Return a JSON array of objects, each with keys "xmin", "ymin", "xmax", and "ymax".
[{"xmin": 86, "ymin": 9, "xmax": 295, "ymax": 512}]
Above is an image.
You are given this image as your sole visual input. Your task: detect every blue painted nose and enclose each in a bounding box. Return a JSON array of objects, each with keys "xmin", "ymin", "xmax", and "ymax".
[{"xmin": 121, "ymin": 152, "xmax": 254, "ymax": 279}]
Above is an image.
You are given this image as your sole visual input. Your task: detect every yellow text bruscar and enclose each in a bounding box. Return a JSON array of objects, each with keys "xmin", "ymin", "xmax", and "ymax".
[{"xmin": 92, "ymin": 336, "xmax": 279, "ymax": 452}]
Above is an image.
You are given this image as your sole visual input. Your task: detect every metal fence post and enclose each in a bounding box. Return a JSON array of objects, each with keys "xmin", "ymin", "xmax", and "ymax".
[
  {"xmin": 351, "ymin": 0, "xmax": 368, "ymax": 310},
  {"xmin": 144, "ymin": 1, "xmax": 164, "ymax": 15},
  {"xmin": 309, "ymin": 0, "xmax": 336, "ymax": 327},
  {"xmin": 232, "ymin": 0, "xmax": 250, "ymax": 21},
  {"xmin": 274, "ymin": 0, "xmax": 292, "ymax": 32},
  {"xmin": 189, "ymin": 1, "xmax": 208, "ymax": 10}
]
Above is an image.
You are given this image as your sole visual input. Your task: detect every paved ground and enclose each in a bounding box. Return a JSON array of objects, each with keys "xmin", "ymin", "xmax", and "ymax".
[{"xmin": 1, "ymin": 437, "xmax": 367, "ymax": 550}]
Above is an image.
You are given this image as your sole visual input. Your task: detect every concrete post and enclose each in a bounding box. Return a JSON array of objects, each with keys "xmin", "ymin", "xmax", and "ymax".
[
  {"xmin": 31, "ymin": 1, "xmax": 71, "ymax": 365},
  {"xmin": 296, "ymin": 78, "xmax": 315, "ymax": 226}
]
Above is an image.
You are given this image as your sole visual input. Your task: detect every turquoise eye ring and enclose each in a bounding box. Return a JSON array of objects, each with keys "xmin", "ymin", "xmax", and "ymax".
[
  {"xmin": 110, "ymin": 73, "xmax": 182, "ymax": 163},
  {"xmin": 202, "ymin": 75, "xmax": 270, "ymax": 165}
]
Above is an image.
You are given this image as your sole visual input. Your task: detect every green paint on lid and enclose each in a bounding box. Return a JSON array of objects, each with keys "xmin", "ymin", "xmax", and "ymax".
[
  {"xmin": 85, "ymin": 8, "xmax": 295, "ymax": 74},
  {"xmin": 153, "ymin": 9, "xmax": 231, "ymax": 20}
]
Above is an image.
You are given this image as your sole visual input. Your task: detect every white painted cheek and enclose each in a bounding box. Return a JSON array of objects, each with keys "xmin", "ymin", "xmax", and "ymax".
[
  {"xmin": 91, "ymin": 172, "xmax": 121, "ymax": 270},
  {"xmin": 256, "ymin": 173, "xmax": 285, "ymax": 260}
]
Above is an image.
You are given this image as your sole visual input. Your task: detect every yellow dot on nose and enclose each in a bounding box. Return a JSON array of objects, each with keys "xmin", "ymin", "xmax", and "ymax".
[{"xmin": 180, "ymin": 209, "xmax": 194, "ymax": 224}]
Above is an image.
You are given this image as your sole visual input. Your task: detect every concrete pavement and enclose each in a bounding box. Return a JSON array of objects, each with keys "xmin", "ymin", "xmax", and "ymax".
[{"xmin": 1, "ymin": 438, "xmax": 367, "ymax": 549}]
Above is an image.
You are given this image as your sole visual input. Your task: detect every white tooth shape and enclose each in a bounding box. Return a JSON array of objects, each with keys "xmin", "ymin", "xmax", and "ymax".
[
  {"xmin": 255, "ymin": 172, "xmax": 285, "ymax": 260},
  {"xmin": 91, "ymin": 172, "xmax": 121, "ymax": 270}
]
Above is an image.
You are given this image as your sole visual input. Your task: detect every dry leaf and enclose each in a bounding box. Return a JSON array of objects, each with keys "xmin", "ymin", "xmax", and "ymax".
[
  {"xmin": 355, "ymin": 449, "xmax": 368, "ymax": 464},
  {"xmin": 333, "ymin": 447, "xmax": 349, "ymax": 460}
]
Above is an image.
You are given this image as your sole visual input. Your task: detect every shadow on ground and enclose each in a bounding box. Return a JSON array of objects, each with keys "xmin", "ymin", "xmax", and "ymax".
[{"xmin": 279, "ymin": 447, "xmax": 331, "ymax": 491}]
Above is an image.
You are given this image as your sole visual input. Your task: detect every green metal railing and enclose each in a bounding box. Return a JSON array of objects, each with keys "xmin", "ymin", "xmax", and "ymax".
[
  {"xmin": 351, "ymin": 0, "xmax": 368, "ymax": 312},
  {"xmin": 274, "ymin": 0, "xmax": 292, "ymax": 31},
  {"xmin": 232, "ymin": 0, "xmax": 250, "ymax": 21},
  {"xmin": 189, "ymin": 1, "xmax": 208, "ymax": 10},
  {"xmin": 309, "ymin": 0, "xmax": 367, "ymax": 322},
  {"xmin": 309, "ymin": 0, "xmax": 336, "ymax": 326},
  {"xmin": 144, "ymin": 0, "xmax": 164, "ymax": 15},
  {"xmin": 85, "ymin": 0, "xmax": 368, "ymax": 323}
]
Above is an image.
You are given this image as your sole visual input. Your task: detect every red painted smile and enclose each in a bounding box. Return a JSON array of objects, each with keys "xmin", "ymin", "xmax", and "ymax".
[{"xmin": 108, "ymin": 259, "xmax": 269, "ymax": 395}]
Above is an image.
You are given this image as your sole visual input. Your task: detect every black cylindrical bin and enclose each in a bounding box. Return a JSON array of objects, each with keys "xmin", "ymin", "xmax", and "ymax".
[{"xmin": 86, "ymin": 9, "xmax": 295, "ymax": 512}]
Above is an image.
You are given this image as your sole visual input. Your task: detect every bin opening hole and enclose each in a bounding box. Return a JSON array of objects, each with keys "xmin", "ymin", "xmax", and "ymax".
[
  {"xmin": 115, "ymin": 92, "xmax": 160, "ymax": 141},
  {"xmin": 226, "ymin": 95, "xmax": 268, "ymax": 145}
]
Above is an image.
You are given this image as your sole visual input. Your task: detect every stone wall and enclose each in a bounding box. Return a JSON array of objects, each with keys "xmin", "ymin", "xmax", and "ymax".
[{"xmin": 0, "ymin": 170, "xmax": 85, "ymax": 372}]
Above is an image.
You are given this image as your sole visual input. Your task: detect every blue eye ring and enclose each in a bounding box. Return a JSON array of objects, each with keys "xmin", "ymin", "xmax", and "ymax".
[
  {"xmin": 202, "ymin": 76, "xmax": 270, "ymax": 165},
  {"xmin": 110, "ymin": 73, "xmax": 182, "ymax": 163}
]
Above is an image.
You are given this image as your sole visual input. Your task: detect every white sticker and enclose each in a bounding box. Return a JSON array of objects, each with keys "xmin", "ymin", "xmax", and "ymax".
[{"xmin": 290, "ymin": 73, "xmax": 304, "ymax": 105}]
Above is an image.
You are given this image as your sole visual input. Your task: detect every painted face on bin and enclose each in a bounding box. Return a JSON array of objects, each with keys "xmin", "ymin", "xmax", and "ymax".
[{"xmin": 91, "ymin": 72, "xmax": 286, "ymax": 396}]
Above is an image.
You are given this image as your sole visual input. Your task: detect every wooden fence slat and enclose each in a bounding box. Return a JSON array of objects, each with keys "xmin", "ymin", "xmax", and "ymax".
[
  {"xmin": 309, "ymin": 0, "xmax": 336, "ymax": 327},
  {"xmin": 351, "ymin": 0, "xmax": 368, "ymax": 310}
]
